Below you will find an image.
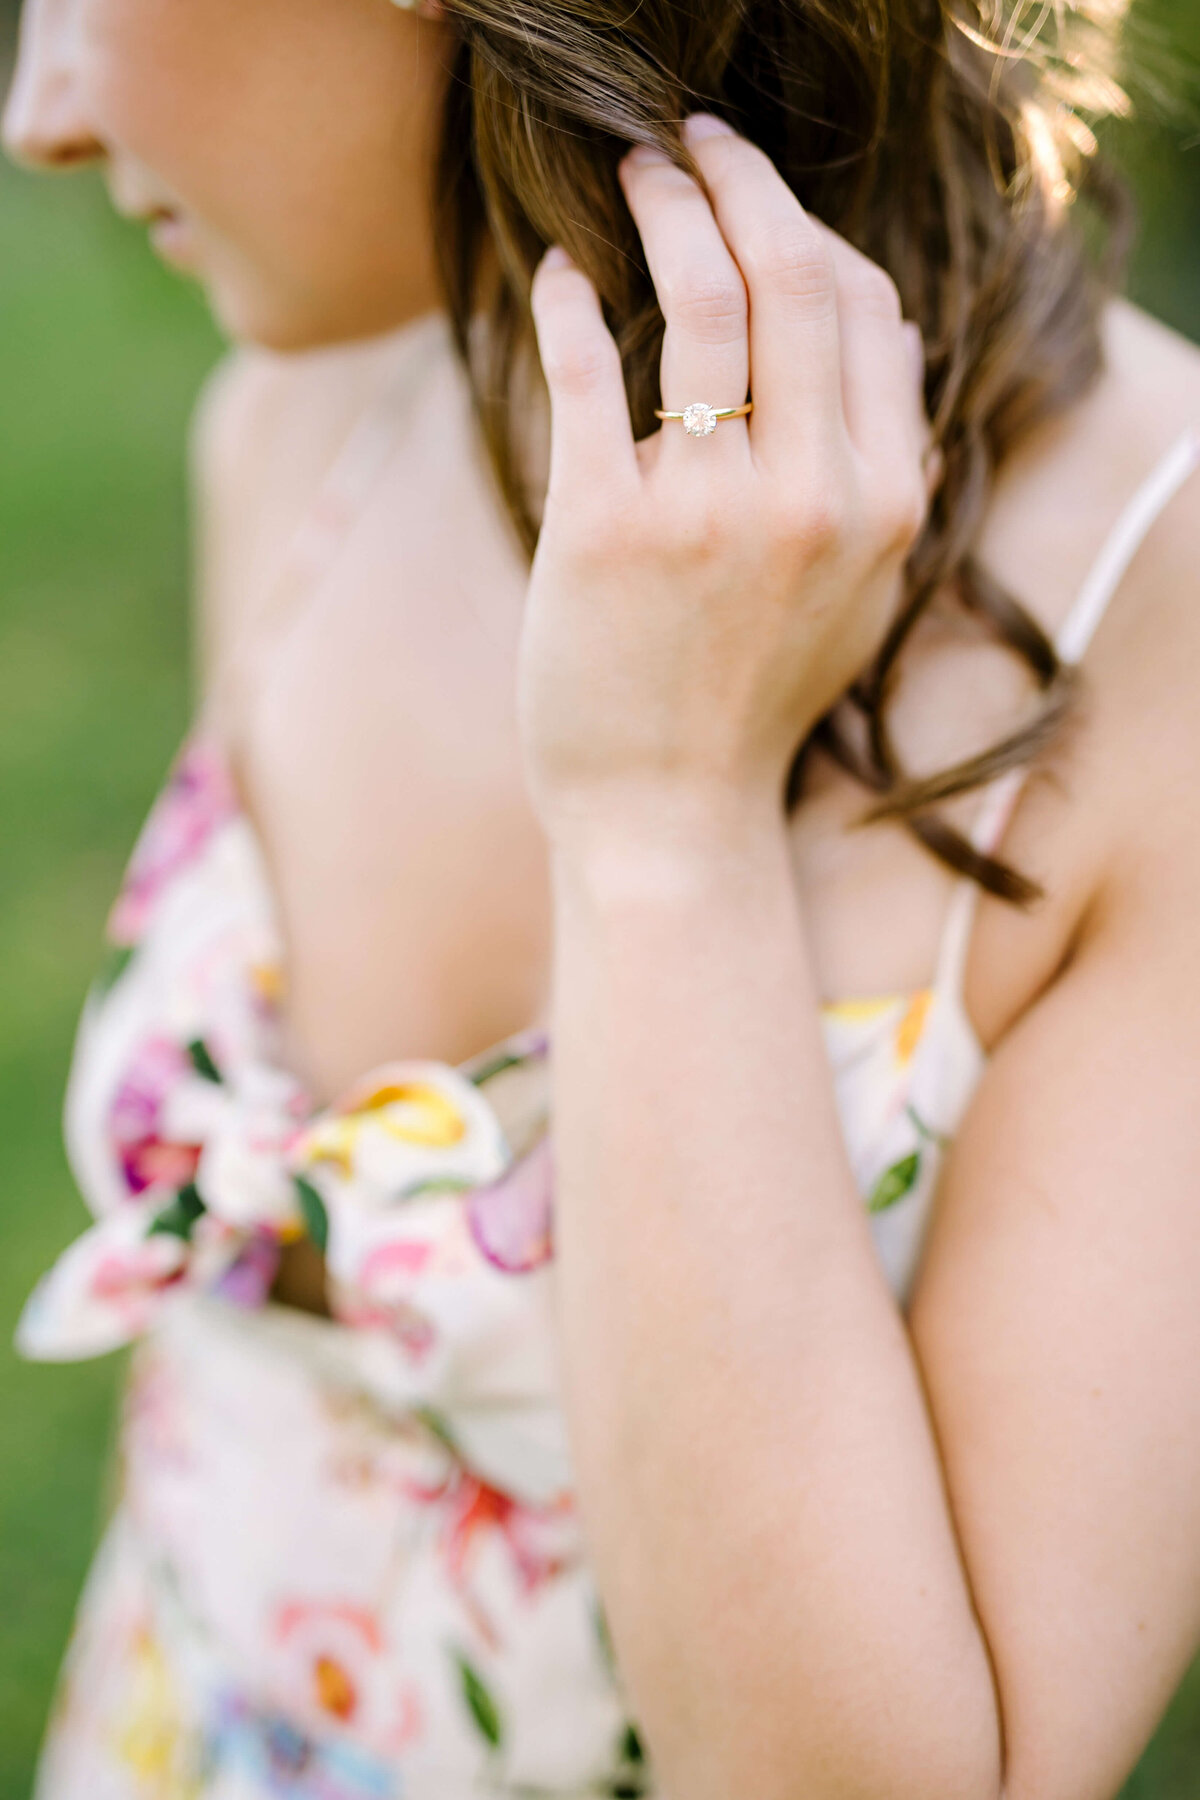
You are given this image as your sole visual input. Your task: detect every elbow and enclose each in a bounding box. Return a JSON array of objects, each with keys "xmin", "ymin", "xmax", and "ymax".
[{"xmin": 818, "ymin": 1685, "xmax": 1004, "ymax": 1800}]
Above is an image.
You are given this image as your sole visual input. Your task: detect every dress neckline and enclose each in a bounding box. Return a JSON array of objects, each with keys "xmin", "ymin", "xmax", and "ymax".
[
  {"xmin": 192, "ymin": 422, "xmax": 1200, "ymax": 1093},
  {"xmin": 186, "ymin": 727, "xmax": 978, "ymax": 1088}
]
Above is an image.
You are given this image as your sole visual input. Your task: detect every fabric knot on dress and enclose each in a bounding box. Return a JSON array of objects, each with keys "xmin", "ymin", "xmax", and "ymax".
[
  {"xmin": 15, "ymin": 1034, "xmax": 556, "ymax": 1369},
  {"xmin": 17, "ymin": 733, "xmax": 559, "ymax": 1386}
]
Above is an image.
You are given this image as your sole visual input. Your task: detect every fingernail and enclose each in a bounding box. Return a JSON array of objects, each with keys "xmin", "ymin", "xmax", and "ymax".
[
  {"xmin": 902, "ymin": 321, "xmax": 924, "ymax": 382},
  {"xmin": 683, "ymin": 112, "xmax": 735, "ymax": 141},
  {"xmin": 540, "ymin": 245, "xmax": 572, "ymax": 272},
  {"xmin": 622, "ymin": 141, "xmax": 671, "ymax": 170}
]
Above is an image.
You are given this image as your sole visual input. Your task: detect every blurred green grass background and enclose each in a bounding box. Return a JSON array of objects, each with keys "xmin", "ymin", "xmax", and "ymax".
[{"xmin": 1, "ymin": 3, "xmax": 1199, "ymax": 1793}]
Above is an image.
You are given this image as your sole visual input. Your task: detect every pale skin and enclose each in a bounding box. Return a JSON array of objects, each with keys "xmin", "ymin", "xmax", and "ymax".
[{"xmin": 6, "ymin": 3, "xmax": 1200, "ymax": 1797}]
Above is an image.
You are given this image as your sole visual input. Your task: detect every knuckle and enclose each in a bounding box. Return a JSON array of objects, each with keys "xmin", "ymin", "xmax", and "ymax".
[
  {"xmin": 541, "ymin": 333, "xmax": 615, "ymax": 398},
  {"xmin": 554, "ymin": 490, "xmax": 636, "ymax": 566},
  {"xmin": 875, "ymin": 477, "xmax": 926, "ymax": 555},
  {"xmin": 776, "ymin": 478, "xmax": 849, "ymax": 555},
  {"xmin": 661, "ymin": 490, "xmax": 739, "ymax": 563},
  {"xmin": 570, "ymin": 507, "xmax": 626, "ymax": 568},
  {"xmin": 744, "ymin": 221, "xmax": 834, "ymax": 305},
  {"xmin": 848, "ymin": 261, "xmax": 903, "ymax": 322},
  {"xmin": 662, "ymin": 264, "xmax": 748, "ymax": 342}
]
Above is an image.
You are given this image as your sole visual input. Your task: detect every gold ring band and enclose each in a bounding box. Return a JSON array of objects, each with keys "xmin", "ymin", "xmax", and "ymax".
[{"xmin": 654, "ymin": 400, "xmax": 753, "ymax": 438}]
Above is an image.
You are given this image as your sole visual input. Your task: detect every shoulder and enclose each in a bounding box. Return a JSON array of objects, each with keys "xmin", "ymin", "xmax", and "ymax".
[
  {"xmin": 979, "ymin": 297, "xmax": 1200, "ymax": 849},
  {"xmin": 1012, "ymin": 299, "xmax": 1200, "ymax": 1025},
  {"xmin": 1064, "ymin": 301, "xmax": 1200, "ymax": 877},
  {"xmin": 890, "ymin": 297, "xmax": 1200, "ymax": 1046},
  {"xmin": 977, "ymin": 296, "xmax": 1200, "ymax": 628}
]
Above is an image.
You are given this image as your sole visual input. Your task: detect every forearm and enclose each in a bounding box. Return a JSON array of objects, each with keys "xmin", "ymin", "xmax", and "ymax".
[{"xmin": 548, "ymin": 802, "xmax": 1003, "ymax": 1800}]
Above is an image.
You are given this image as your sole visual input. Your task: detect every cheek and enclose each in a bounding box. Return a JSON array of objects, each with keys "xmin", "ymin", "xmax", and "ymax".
[
  {"xmin": 82, "ymin": 9, "xmax": 234, "ymax": 200},
  {"xmin": 82, "ymin": 0, "xmax": 447, "ymax": 348}
]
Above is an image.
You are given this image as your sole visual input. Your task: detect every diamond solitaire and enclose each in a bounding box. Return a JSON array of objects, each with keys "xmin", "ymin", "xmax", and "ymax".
[
  {"xmin": 653, "ymin": 399, "xmax": 754, "ymax": 435},
  {"xmin": 682, "ymin": 402, "xmax": 719, "ymax": 437}
]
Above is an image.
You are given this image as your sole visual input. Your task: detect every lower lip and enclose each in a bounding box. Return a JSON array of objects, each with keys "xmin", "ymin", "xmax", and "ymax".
[{"xmin": 148, "ymin": 214, "xmax": 198, "ymax": 270}]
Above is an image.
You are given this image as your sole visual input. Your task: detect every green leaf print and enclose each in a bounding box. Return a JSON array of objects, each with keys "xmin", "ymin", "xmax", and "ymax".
[
  {"xmin": 452, "ymin": 1650, "xmax": 504, "ymax": 1749},
  {"xmin": 148, "ymin": 1182, "xmax": 206, "ymax": 1241},
  {"xmin": 593, "ymin": 1597, "xmax": 617, "ymax": 1674},
  {"xmin": 93, "ymin": 943, "xmax": 136, "ymax": 997},
  {"xmin": 187, "ymin": 1036, "xmax": 222, "ymax": 1083},
  {"xmin": 906, "ymin": 1103, "xmax": 951, "ymax": 1151},
  {"xmin": 414, "ymin": 1405, "xmax": 460, "ymax": 1455},
  {"xmin": 399, "ymin": 1175, "xmax": 474, "ymax": 1202},
  {"xmin": 606, "ymin": 1720, "xmax": 651, "ymax": 1798},
  {"xmin": 293, "ymin": 1175, "xmax": 329, "ymax": 1253},
  {"xmin": 867, "ymin": 1150, "xmax": 921, "ymax": 1214},
  {"xmin": 468, "ymin": 1049, "xmax": 527, "ymax": 1088}
]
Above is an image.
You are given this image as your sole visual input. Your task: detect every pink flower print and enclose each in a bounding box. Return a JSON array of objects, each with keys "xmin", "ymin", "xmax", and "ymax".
[
  {"xmin": 13, "ymin": 1197, "xmax": 261, "ymax": 1361},
  {"xmin": 466, "ymin": 1133, "xmax": 554, "ymax": 1273},
  {"xmin": 109, "ymin": 1037, "xmax": 203, "ymax": 1199},
  {"xmin": 107, "ymin": 737, "xmax": 239, "ymax": 948},
  {"xmin": 90, "ymin": 1236, "xmax": 187, "ymax": 1311},
  {"xmin": 121, "ymin": 1341, "xmax": 195, "ymax": 1475},
  {"xmin": 27, "ymin": 1024, "xmax": 314, "ymax": 1357},
  {"xmin": 333, "ymin": 1238, "xmax": 439, "ymax": 1362},
  {"xmin": 317, "ymin": 1396, "xmax": 449, "ymax": 1500},
  {"xmin": 269, "ymin": 1600, "xmax": 425, "ymax": 1755},
  {"xmin": 166, "ymin": 1058, "xmax": 311, "ymax": 1236},
  {"xmin": 14, "ymin": 1202, "xmax": 191, "ymax": 1360}
]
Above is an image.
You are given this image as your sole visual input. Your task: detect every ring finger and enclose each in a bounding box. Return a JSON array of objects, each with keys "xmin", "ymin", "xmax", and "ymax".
[{"xmin": 617, "ymin": 143, "xmax": 751, "ymax": 470}]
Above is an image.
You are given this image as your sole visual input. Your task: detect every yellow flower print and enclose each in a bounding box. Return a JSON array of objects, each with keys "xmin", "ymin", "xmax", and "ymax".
[
  {"xmin": 313, "ymin": 1652, "xmax": 358, "ymax": 1722},
  {"xmin": 109, "ymin": 1620, "xmax": 202, "ymax": 1798},
  {"xmin": 300, "ymin": 1079, "xmax": 468, "ymax": 1176},
  {"xmin": 894, "ymin": 989, "xmax": 933, "ymax": 1067},
  {"xmin": 248, "ymin": 958, "xmax": 287, "ymax": 1008},
  {"xmin": 822, "ymin": 994, "xmax": 898, "ymax": 1028}
]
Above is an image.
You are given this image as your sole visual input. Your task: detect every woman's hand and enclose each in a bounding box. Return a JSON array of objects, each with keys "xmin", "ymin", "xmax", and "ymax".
[{"xmin": 519, "ymin": 111, "xmax": 932, "ymax": 853}]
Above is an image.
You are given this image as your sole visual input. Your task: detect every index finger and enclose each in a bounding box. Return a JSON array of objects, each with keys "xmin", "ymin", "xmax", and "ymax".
[{"xmin": 530, "ymin": 246, "xmax": 640, "ymax": 504}]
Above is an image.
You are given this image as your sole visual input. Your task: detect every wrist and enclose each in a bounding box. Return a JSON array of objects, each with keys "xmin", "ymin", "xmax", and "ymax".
[{"xmin": 546, "ymin": 781, "xmax": 794, "ymax": 904}]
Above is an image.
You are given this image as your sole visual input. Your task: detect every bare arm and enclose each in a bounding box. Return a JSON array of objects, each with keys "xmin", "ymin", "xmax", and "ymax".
[
  {"xmin": 550, "ymin": 814, "xmax": 1003, "ymax": 1800},
  {"xmin": 523, "ymin": 117, "xmax": 1200, "ymax": 1800},
  {"xmin": 549, "ymin": 744, "xmax": 1200, "ymax": 1800}
]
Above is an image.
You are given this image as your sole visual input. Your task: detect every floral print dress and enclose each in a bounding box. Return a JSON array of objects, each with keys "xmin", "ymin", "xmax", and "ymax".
[{"xmin": 17, "ymin": 421, "xmax": 1199, "ymax": 1798}]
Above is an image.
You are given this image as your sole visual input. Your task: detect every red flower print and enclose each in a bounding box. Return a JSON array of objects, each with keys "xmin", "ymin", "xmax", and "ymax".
[
  {"xmin": 269, "ymin": 1599, "xmax": 426, "ymax": 1754},
  {"xmin": 405, "ymin": 1464, "xmax": 576, "ymax": 1649}
]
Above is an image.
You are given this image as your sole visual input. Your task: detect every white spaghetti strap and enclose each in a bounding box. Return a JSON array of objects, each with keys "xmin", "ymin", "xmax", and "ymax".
[
  {"xmin": 1057, "ymin": 424, "xmax": 1200, "ymax": 664},
  {"xmin": 932, "ymin": 424, "xmax": 1200, "ymax": 1005}
]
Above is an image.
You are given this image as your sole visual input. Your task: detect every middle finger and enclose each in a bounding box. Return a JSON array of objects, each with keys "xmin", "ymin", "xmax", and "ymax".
[{"xmin": 617, "ymin": 144, "xmax": 751, "ymax": 469}]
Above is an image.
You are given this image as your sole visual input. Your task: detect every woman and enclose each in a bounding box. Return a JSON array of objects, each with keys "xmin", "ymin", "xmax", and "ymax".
[{"xmin": 6, "ymin": 0, "xmax": 1200, "ymax": 1794}]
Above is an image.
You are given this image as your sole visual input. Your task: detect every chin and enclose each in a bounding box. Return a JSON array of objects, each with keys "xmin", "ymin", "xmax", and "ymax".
[{"xmin": 206, "ymin": 271, "xmax": 430, "ymax": 355}]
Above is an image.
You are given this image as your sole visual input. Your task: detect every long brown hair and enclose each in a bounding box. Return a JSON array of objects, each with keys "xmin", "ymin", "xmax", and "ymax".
[{"xmin": 431, "ymin": 0, "xmax": 1134, "ymax": 905}]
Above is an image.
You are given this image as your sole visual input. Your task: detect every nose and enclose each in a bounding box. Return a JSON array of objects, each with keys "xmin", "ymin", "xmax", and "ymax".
[{"xmin": 2, "ymin": 6, "xmax": 104, "ymax": 172}]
